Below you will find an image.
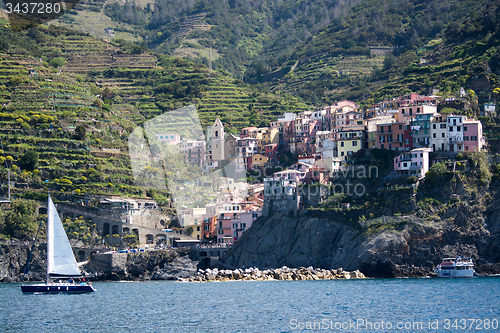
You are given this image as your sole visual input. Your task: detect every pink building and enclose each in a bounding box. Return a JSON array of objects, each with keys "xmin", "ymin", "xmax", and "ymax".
[
  {"xmin": 177, "ymin": 139, "xmax": 206, "ymax": 168},
  {"xmin": 231, "ymin": 211, "xmax": 262, "ymax": 243},
  {"xmin": 322, "ymin": 110, "xmax": 334, "ymax": 131},
  {"xmin": 463, "ymin": 120, "xmax": 484, "ymax": 152},
  {"xmin": 216, "ymin": 211, "xmax": 233, "ymax": 244},
  {"xmin": 331, "ymin": 100, "xmax": 358, "ymax": 109},
  {"xmin": 393, "ymin": 147, "xmax": 432, "ymax": 178},
  {"xmin": 217, "ymin": 210, "xmax": 262, "ymax": 243}
]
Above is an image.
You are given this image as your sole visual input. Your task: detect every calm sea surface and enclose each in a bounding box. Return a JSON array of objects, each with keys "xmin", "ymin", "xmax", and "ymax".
[{"xmin": 1, "ymin": 277, "xmax": 499, "ymax": 332}]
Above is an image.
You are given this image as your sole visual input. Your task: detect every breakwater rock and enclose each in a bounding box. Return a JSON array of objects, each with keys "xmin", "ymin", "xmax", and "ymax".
[{"xmin": 183, "ymin": 266, "xmax": 365, "ymax": 282}]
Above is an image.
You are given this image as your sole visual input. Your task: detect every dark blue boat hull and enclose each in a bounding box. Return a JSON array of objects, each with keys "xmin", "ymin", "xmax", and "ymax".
[{"xmin": 21, "ymin": 283, "xmax": 94, "ymax": 294}]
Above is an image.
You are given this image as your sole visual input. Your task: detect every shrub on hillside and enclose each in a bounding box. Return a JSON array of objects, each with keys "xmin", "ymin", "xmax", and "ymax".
[
  {"xmin": 19, "ymin": 151, "xmax": 38, "ymax": 171},
  {"xmin": 425, "ymin": 162, "xmax": 447, "ymax": 183},
  {"xmin": 74, "ymin": 125, "xmax": 86, "ymax": 140},
  {"xmin": 49, "ymin": 57, "xmax": 66, "ymax": 68},
  {"xmin": 407, "ymin": 176, "xmax": 418, "ymax": 184}
]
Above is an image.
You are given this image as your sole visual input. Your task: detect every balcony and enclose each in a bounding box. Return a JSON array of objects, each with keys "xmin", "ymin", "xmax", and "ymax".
[{"xmin": 449, "ymin": 138, "xmax": 464, "ymax": 144}]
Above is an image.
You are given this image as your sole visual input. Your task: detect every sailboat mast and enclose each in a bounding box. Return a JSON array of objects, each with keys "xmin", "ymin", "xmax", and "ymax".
[{"xmin": 46, "ymin": 194, "xmax": 51, "ymax": 284}]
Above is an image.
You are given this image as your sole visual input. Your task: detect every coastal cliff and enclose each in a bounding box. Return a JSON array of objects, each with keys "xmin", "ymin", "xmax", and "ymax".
[
  {"xmin": 225, "ymin": 172, "xmax": 500, "ymax": 277},
  {"xmin": 0, "ymin": 245, "xmax": 199, "ymax": 282}
]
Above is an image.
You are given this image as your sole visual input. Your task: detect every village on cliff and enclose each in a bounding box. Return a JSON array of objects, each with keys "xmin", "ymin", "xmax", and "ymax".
[{"xmin": 84, "ymin": 91, "xmax": 489, "ymax": 249}]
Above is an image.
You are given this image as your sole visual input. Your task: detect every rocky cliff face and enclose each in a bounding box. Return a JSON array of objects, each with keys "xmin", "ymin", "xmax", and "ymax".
[
  {"xmin": 225, "ymin": 175, "xmax": 500, "ymax": 277},
  {"xmin": 0, "ymin": 243, "xmax": 47, "ymax": 282},
  {"xmin": 225, "ymin": 211, "xmax": 500, "ymax": 277},
  {"xmin": 0, "ymin": 244, "xmax": 199, "ymax": 282}
]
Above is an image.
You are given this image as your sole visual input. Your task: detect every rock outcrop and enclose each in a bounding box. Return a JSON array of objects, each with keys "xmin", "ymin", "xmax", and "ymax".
[
  {"xmin": 0, "ymin": 243, "xmax": 47, "ymax": 282},
  {"xmin": 184, "ymin": 266, "xmax": 365, "ymax": 282},
  {"xmin": 83, "ymin": 248, "xmax": 198, "ymax": 281},
  {"xmin": 152, "ymin": 256, "xmax": 198, "ymax": 280},
  {"xmin": 0, "ymin": 245, "xmax": 199, "ymax": 282}
]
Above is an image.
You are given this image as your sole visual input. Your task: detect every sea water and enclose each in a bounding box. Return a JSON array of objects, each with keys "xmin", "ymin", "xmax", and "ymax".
[{"xmin": 1, "ymin": 277, "xmax": 499, "ymax": 332}]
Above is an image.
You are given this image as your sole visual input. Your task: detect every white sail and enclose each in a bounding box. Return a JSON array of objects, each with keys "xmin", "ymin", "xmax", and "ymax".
[{"xmin": 47, "ymin": 196, "xmax": 82, "ymax": 278}]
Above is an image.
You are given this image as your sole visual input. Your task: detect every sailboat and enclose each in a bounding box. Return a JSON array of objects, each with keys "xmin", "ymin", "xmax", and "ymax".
[{"xmin": 21, "ymin": 195, "xmax": 94, "ymax": 293}]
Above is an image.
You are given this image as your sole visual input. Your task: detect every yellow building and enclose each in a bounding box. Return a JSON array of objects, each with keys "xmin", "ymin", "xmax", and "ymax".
[
  {"xmin": 258, "ymin": 128, "xmax": 277, "ymax": 152},
  {"xmin": 337, "ymin": 126, "xmax": 365, "ymax": 161},
  {"xmin": 338, "ymin": 139, "xmax": 362, "ymax": 160},
  {"xmin": 251, "ymin": 154, "xmax": 268, "ymax": 168}
]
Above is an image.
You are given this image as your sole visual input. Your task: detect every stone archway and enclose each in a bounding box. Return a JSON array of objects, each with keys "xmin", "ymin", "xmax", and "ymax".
[
  {"xmin": 103, "ymin": 223, "xmax": 110, "ymax": 236},
  {"xmin": 156, "ymin": 234, "xmax": 166, "ymax": 244},
  {"xmin": 160, "ymin": 219, "xmax": 165, "ymax": 227},
  {"xmin": 78, "ymin": 250, "xmax": 86, "ymax": 262},
  {"xmin": 111, "ymin": 225, "xmax": 119, "ymax": 235},
  {"xmin": 123, "ymin": 227, "xmax": 130, "ymax": 233},
  {"xmin": 146, "ymin": 234, "xmax": 154, "ymax": 244}
]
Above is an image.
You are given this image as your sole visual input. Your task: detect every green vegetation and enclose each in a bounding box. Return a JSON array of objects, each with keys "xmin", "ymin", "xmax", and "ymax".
[
  {"xmin": 425, "ymin": 163, "xmax": 447, "ymax": 184},
  {"xmin": 74, "ymin": 125, "xmax": 86, "ymax": 140},
  {"xmin": 0, "ymin": 199, "xmax": 43, "ymax": 240},
  {"xmin": 18, "ymin": 151, "xmax": 39, "ymax": 171},
  {"xmin": 63, "ymin": 216, "xmax": 100, "ymax": 245},
  {"xmin": 122, "ymin": 233, "xmax": 139, "ymax": 247},
  {"xmin": 258, "ymin": 0, "xmax": 500, "ymax": 106}
]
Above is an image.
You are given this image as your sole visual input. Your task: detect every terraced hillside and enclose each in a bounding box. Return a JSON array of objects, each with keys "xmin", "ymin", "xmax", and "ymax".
[
  {"xmin": 274, "ymin": 53, "xmax": 385, "ymax": 101},
  {"xmin": 51, "ymin": 0, "xmax": 141, "ymax": 42},
  {"xmin": 0, "ymin": 23, "xmax": 310, "ymax": 201},
  {"xmin": 0, "ymin": 51, "xmax": 142, "ymax": 200}
]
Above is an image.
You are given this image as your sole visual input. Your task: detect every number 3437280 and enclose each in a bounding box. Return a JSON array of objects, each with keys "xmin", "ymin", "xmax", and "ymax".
[{"xmin": 5, "ymin": 2, "xmax": 62, "ymax": 14}]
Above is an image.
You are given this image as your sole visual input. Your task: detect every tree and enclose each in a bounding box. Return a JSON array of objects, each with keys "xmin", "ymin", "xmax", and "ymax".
[
  {"xmin": 0, "ymin": 199, "xmax": 39, "ymax": 240},
  {"xmin": 186, "ymin": 226, "xmax": 194, "ymax": 236},
  {"xmin": 49, "ymin": 57, "xmax": 66, "ymax": 68},
  {"xmin": 19, "ymin": 151, "xmax": 38, "ymax": 171},
  {"xmin": 75, "ymin": 125, "xmax": 86, "ymax": 140},
  {"xmin": 406, "ymin": 176, "xmax": 418, "ymax": 184},
  {"xmin": 425, "ymin": 162, "xmax": 447, "ymax": 183}
]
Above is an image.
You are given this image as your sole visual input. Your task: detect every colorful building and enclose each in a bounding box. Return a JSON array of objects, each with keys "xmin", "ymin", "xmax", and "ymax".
[
  {"xmin": 447, "ymin": 115, "xmax": 467, "ymax": 152},
  {"xmin": 393, "ymin": 147, "xmax": 432, "ymax": 178},
  {"xmin": 411, "ymin": 113, "xmax": 433, "ymax": 148},
  {"xmin": 463, "ymin": 119, "xmax": 484, "ymax": 152},
  {"xmin": 177, "ymin": 139, "xmax": 206, "ymax": 168},
  {"xmin": 251, "ymin": 154, "xmax": 268, "ymax": 169},
  {"xmin": 430, "ymin": 115, "xmax": 448, "ymax": 152},
  {"xmin": 337, "ymin": 126, "xmax": 364, "ymax": 160}
]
